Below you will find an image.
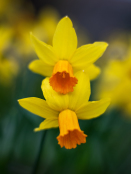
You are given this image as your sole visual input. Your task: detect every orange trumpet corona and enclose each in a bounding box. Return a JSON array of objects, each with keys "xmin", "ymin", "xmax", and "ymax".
[
  {"xmin": 57, "ymin": 109, "xmax": 87, "ymax": 149},
  {"xmin": 49, "ymin": 60, "xmax": 78, "ymax": 94}
]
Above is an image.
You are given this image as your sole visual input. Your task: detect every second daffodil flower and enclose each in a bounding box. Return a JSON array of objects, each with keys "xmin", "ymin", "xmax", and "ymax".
[
  {"xmin": 29, "ymin": 16, "xmax": 108, "ymax": 94},
  {"xmin": 18, "ymin": 71, "xmax": 110, "ymax": 149}
]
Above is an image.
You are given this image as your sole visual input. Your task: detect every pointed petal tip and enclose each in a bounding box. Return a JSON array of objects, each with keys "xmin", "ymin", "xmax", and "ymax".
[
  {"xmin": 94, "ymin": 41, "xmax": 109, "ymax": 47},
  {"xmin": 103, "ymin": 98, "xmax": 111, "ymax": 110},
  {"xmin": 34, "ymin": 128, "xmax": 39, "ymax": 132},
  {"xmin": 65, "ymin": 15, "xmax": 70, "ymax": 20},
  {"xmin": 97, "ymin": 97, "xmax": 111, "ymax": 105},
  {"xmin": 93, "ymin": 41, "xmax": 109, "ymax": 54},
  {"xmin": 17, "ymin": 99, "xmax": 22, "ymax": 103},
  {"xmin": 17, "ymin": 99, "xmax": 24, "ymax": 107},
  {"xmin": 30, "ymin": 32, "xmax": 35, "ymax": 40},
  {"xmin": 17, "ymin": 98, "xmax": 26, "ymax": 106},
  {"xmin": 30, "ymin": 32, "xmax": 34, "ymax": 40},
  {"xmin": 61, "ymin": 16, "xmax": 72, "ymax": 23},
  {"xmin": 100, "ymin": 97, "xmax": 111, "ymax": 108},
  {"xmin": 28, "ymin": 62, "xmax": 36, "ymax": 73},
  {"xmin": 30, "ymin": 32, "xmax": 35, "ymax": 44},
  {"xmin": 102, "ymin": 42, "xmax": 109, "ymax": 48},
  {"xmin": 64, "ymin": 15, "xmax": 69, "ymax": 19},
  {"xmin": 30, "ymin": 32, "xmax": 38, "ymax": 43},
  {"xmin": 105, "ymin": 42, "xmax": 109, "ymax": 48}
]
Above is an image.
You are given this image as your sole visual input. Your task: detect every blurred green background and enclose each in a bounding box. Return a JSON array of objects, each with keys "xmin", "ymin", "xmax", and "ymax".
[{"xmin": 1, "ymin": 0, "xmax": 131, "ymax": 174}]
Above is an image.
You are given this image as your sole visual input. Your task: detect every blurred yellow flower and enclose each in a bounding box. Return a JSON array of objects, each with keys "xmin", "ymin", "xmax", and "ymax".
[
  {"xmin": 0, "ymin": 57, "xmax": 18, "ymax": 85},
  {"xmin": 0, "ymin": 0, "xmax": 12, "ymax": 15},
  {"xmin": 98, "ymin": 51, "xmax": 131, "ymax": 114},
  {"xmin": 29, "ymin": 16, "xmax": 108, "ymax": 94},
  {"xmin": 18, "ymin": 71, "xmax": 110, "ymax": 149},
  {"xmin": 12, "ymin": 8, "xmax": 60, "ymax": 58},
  {"xmin": 13, "ymin": 19, "xmax": 34, "ymax": 57},
  {"xmin": 0, "ymin": 26, "xmax": 19, "ymax": 85},
  {"xmin": 0, "ymin": 26, "xmax": 12, "ymax": 51},
  {"xmin": 0, "ymin": 0, "xmax": 35, "ymax": 58},
  {"xmin": 36, "ymin": 8, "xmax": 60, "ymax": 44}
]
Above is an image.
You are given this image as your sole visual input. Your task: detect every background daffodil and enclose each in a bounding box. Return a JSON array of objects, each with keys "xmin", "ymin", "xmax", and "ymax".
[
  {"xmin": 29, "ymin": 16, "xmax": 108, "ymax": 94},
  {"xmin": 18, "ymin": 71, "xmax": 110, "ymax": 149},
  {"xmin": 98, "ymin": 54, "xmax": 131, "ymax": 114},
  {"xmin": 0, "ymin": 27, "xmax": 19, "ymax": 86}
]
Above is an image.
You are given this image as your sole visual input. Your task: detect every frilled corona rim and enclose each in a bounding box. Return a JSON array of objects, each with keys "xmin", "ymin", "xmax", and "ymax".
[
  {"xmin": 57, "ymin": 109, "xmax": 87, "ymax": 149},
  {"xmin": 49, "ymin": 60, "xmax": 78, "ymax": 94}
]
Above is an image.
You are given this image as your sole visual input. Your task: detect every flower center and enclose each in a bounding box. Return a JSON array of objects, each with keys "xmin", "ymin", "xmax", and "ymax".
[
  {"xmin": 57, "ymin": 109, "xmax": 87, "ymax": 149},
  {"xmin": 49, "ymin": 60, "xmax": 78, "ymax": 94}
]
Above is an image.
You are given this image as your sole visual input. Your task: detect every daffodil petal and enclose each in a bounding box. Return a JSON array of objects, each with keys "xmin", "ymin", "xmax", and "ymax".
[
  {"xmin": 34, "ymin": 118, "xmax": 59, "ymax": 131},
  {"xmin": 41, "ymin": 71, "xmax": 90, "ymax": 112},
  {"xmin": 70, "ymin": 42, "xmax": 108, "ymax": 69},
  {"xmin": 18, "ymin": 97, "xmax": 59, "ymax": 119},
  {"xmin": 68, "ymin": 71, "xmax": 90, "ymax": 111},
  {"xmin": 29, "ymin": 60, "xmax": 53, "ymax": 77},
  {"xmin": 30, "ymin": 33, "xmax": 58, "ymax": 65},
  {"xmin": 41, "ymin": 78, "xmax": 69, "ymax": 111},
  {"xmin": 73, "ymin": 64, "xmax": 101, "ymax": 80},
  {"xmin": 53, "ymin": 16, "xmax": 77, "ymax": 60},
  {"xmin": 76, "ymin": 98, "xmax": 110, "ymax": 120},
  {"xmin": 85, "ymin": 64, "xmax": 101, "ymax": 80}
]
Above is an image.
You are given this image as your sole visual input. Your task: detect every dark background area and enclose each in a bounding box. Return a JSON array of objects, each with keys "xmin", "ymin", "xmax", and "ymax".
[{"xmin": 31, "ymin": 0, "xmax": 131, "ymax": 40}]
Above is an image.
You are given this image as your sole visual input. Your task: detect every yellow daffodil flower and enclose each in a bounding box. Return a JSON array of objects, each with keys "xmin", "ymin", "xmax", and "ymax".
[
  {"xmin": 0, "ymin": 26, "xmax": 19, "ymax": 85},
  {"xmin": 29, "ymin": 16, "xmax": 108, "ymax": 94},
  {"xmin": 18, "ymin": 71, "xmax": 110, "ymax": 149},
  {"xmin": 0, "ymin": 26, "xmax": 12, "ymax": 51},
  {"xmin": 36, "ymin": 8, "xmax": 60, "ymax": 44},
  {"xmin": 0, "ymin": 0, "xmax": 11, "ymax": 15},
  {"xmin": 0, "ymin": 57, "xmax": 18, "ymax": 85},
  {"xmin": 98, "ymin": 53, "xmax": 131, "ymax": 114},
  {"xmin": 12, "ymin": 8, "xmax": 60, "ymax": 58}
]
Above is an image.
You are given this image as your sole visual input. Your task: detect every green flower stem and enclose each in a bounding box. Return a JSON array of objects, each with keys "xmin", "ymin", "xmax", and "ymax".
[{"xmin": 32, "ymin": 130, "xmax": 47, "ymax": 174}]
